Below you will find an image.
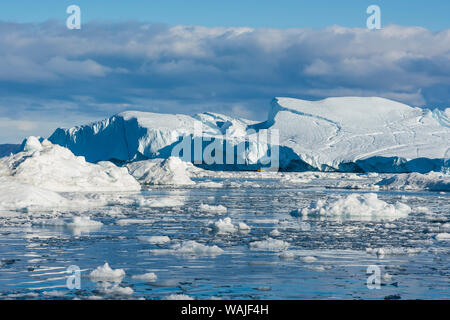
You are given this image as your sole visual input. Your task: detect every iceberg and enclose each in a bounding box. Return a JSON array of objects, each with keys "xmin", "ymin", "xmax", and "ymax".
[
  {"xmin": 0, "ymin": 137, "xmax": 140, "ymax": 192},
  {"xmin": 376, "ymin": 172, "xmax": 450, "ymax": 192},
  {"xmin": 46, "ymin": 97, "xmax": 450, "ymax": 173}
]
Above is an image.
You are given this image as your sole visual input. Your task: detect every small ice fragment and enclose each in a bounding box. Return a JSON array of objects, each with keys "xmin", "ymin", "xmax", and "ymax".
[
  {"xmin": 299, "ymin": 256, "xmax": 317, "ymax": 263},
  {"xmin": 132, "ymin": 272, "xmax": 157, "ymax": 282},
  {"xmin": 89, "ymin": 262, "xmax": 125, "ymax": 282},
  {"xmin": 270, "ymin": 229, "xmax": 281, "ymax": 237}
]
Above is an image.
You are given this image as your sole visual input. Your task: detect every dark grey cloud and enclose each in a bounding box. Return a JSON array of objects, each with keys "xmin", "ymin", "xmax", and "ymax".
[{"xmin": 0, "ymin": 21, "xmax": 449, "ymax": 142}]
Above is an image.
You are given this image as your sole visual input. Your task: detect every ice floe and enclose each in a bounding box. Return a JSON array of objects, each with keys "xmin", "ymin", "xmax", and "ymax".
[
  {"xmin": 249, "ymin": 238, "xmax": 290, "ymax": 251},
  {"xmin": 89, "ymin": 262, "xmax": 126, "ymax": 282},
  {"xmin": 296, "ymin": 193, "xmax": 411, "ymax": 221},
  {"xmin": 137, "ymin": 236, "xmax": 171, "ymax": 244},
  {"xmin": 132, "ymin": 272, "xmax": 158, "ymax": 282}
]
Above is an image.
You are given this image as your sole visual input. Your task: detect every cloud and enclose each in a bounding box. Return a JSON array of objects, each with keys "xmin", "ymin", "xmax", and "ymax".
[{"xmin": 0, "ymin": 21, "xmax": 449, "ymax": 142}]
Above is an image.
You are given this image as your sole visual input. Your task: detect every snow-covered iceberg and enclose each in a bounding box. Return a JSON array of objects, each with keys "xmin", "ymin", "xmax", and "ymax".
[
  {"xmin": 48, "ymin": 97, "xmax": 450, "ymax": 173},
  {"xmin": 0, "ymin": 136, "xmax": 140, "ymax": 192},
  {"xmin": 376, "ymin": 172, "xmax": 450, "ymax": 192}
]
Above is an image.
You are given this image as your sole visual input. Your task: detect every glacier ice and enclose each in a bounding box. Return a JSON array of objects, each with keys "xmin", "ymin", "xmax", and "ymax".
[{"xmin": 47, "ymin": 96, "xmax": 450, "ymax": 173}]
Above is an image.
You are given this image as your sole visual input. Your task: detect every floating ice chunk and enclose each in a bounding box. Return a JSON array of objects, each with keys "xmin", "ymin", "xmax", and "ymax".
[
  {"xmin": 435, "ymin": 233, "xmax": 450, "ymax": 241},
  {"xmin": 270, "ymin": 229, "xmax": 281, "ymax": 237},
  {"xmin": 135, "ymin": 197, "xmax": 185, "ymax": 207},
  {"xmin": 238, "ymin": 222, "xmax": 251, "ymax": 231},
  {"xmin": 157, "ymin": 241, "xmax": 224, "ymax": 256},
  {"xmin": 132, "ymin": 272, "xmax": 157, "ymax": 282},
  {"xmin": 278, "ymin": 251, "xmax": 295, "ymax": 260},
  {"xmin": 66, "ymin": 217, "xmax": 103, "ymax": 228},
  {"xmin": 440, "ymin": 223, "xmax": 450, "ymax": 232},
  {"xmin": 196, "ymin": 181, "xmax": 223, "ymax": 188},
  {"xmin": 249, "ymin": 238, "xmax": 290, "ymax": 251},
  {"xmin": 307, "ymin": 266, "xmax": 325, "ymax": 272},
  {"xmin": 299, "ymin": 193, "xmax": 411, "ymax": 221},
  {"xmin": 99, "ymin": 285, "xmax": 134, "ymax": 296},
  {"xmin": 382, "ymin": 273, "xmax": 393, "ymax": 283},
  {"xmin": 199, "ymin": 204, "xmax": 227, "ymax": 213},
  {"xmin": 366, "ymin": 247, "xmax": 422, "ymax": 257},
  {"xmin": 65, "ymin": 217, "xmax": 103, "ymax": 235},
  {"xmin": 299, "ymin": 256, "xmax": 317, "ymax": 263},
  {"xmin": 376, "ymin": 172, "xmax": 450, "ymax": 192},
  {"xmin": 210, "ymin": 217, "xmax": 237, "ymax": 234},
  {"xmin": 116, "ymin": 219, "xmax": 155, "ymax": 226},
  {"xmin": 164, "ymin": 294, "xmax": 194, "ymax": 300},
  {"xmin": 137, "ymin": 236, "xmax": 171, "ymax": 244},
  {"xmin": 0, "ymin": 137, "xmax": 140, "ymax": 192},
  {"xmin": 126, "ymin": 157, "xmax": 195, "ymax": 185},
  {"xmin": 89, "ymin": 263, "xmax": 125, "ymax": 282}
]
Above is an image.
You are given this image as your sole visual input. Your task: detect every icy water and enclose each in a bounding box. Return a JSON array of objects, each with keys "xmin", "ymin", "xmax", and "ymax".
[{"xmin": 0, "ymin": 172, "xmax": 449, "ymax": 300}]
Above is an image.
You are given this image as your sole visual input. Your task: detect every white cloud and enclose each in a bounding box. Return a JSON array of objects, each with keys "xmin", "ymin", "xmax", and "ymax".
[{"xmin": 0, "ymin": 21, "xmax": 449, "ymax": 143}]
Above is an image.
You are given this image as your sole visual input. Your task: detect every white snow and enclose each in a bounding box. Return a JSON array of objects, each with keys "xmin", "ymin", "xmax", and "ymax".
[
  {"xmin": 376, "ymin": 172, "xmax": 450, "ymax": 192},
  {"xmin": 299, "ymin": 193, "xmax": 411, "ymax": 220},
  {"xmin": 126, "ymin": 157, "xmax": 194, "ymax": 185},
  {"xmin": 0, "ymin": 137, "xmax": 140, "ymax": 192},
  {"xmin": 89, "ymin": 262, "xmax": 126, "ymax": 282},
  {"xmin": 249, "ymin": 238, "xmax": 290, "ymax": 251}
]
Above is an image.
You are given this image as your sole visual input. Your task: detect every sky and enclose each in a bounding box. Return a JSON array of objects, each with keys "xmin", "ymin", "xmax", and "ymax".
[{"xmin": 0, "ymin": 0, "xmax": 449, "ymax": 143}]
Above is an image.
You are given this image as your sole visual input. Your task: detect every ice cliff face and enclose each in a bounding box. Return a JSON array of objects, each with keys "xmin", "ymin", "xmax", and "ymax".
[{"xmin": 48, "ymin": 97, "xmax": 450, "ymax": 173}]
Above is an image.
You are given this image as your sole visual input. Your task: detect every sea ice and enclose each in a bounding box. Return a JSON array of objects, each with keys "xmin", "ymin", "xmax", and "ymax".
[
  {"xmin": 137, "ymin": 236, "xmax": 171, "ymax": 244},
  {"xmin": 132, "ymin": 272, "xmax": 158, "ymax": 281},
  {"xmin": 249, "ymin": 238, "xmax": 290, "ymax": 251},
  {"xmin": 89, "ymin": 262, "xmax": 126, "ymax": 282},
  {"xmin": 297, "ymin": 193, "xmax": 411, "ymax": 220}
]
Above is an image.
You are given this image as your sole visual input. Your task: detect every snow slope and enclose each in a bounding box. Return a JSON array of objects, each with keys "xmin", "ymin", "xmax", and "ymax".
[
  {"xmin": 48, "ymin": 97, "xmax": 450, "ymax": 173},
  {"xmin": 269, "ymin": 97, "xmax": 449, "ymax": 172}
]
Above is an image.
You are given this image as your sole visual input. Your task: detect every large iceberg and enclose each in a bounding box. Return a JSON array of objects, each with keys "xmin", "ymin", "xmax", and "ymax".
[{"xmin": 48, "ymin": 97, "xmax": 450, "ymax": 173}]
